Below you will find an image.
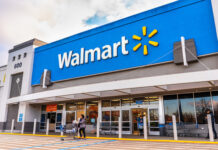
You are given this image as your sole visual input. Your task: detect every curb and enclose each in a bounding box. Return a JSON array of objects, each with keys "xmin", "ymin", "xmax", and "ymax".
[{"xmin": 1, "ymin": 133, "xmax": 218, "ymax": 144}]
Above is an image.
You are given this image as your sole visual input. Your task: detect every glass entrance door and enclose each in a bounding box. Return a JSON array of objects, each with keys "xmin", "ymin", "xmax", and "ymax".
[
  {"xmin": 55, "ymin": 113, "xmax": 62, "ymax": 132},
  {"xmin": 148, "ymin": 108, "xmax": 159, "ymax": 135},
  {"xmin": 66, "ymin": 111, "xmax": 76, "ymax": 124},
  {"xmin": 47, "ymin": 112, "xmax": 56, "ymax": 131},
  {"xmin": 131, "ymin": 108, "xmax": 148, "ymax": 135}
]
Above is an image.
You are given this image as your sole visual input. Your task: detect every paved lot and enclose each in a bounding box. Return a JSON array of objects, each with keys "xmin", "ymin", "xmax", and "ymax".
[{"xmin": 0, "ymin": 134, "xmax": 218, "ymax": 150}]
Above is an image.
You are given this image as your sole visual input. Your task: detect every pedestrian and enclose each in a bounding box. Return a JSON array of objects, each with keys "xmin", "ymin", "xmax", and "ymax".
[
  {"xmin": 78, "ymin": 114, "xmax": 86, "ymax": 139},
  {"xmin": 205, "ymin": 109, "xmax": 217, "ymax": 139},
  {"xmin": 137, "ymin": 115, "xmax": 143, "ymax": 136}
]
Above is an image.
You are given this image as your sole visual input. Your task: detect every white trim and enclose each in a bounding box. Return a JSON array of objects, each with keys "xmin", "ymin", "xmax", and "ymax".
[
  {"xmin": 212, "ymin": 0, "xmax": 218, "ymax": 39},
  {"xmin": 42, "ymin": 69, "xmax": 48, "ymax": 89},
  {"xmin": 7, "ymin": 69, "xmax": 218, "ymax": 103},
  {"xmin": 181, "ymin": 36, "xmax": 188, "ymax": 66}
]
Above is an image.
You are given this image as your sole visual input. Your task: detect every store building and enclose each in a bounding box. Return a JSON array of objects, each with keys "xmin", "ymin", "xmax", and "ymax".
[{"xmin": 0, "ymin": 0, "xmax": 218, "ymax": 137}]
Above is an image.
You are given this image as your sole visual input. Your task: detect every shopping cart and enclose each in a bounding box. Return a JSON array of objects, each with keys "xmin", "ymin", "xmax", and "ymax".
[{"xmin": 60, "ymin": 122, "xmax": 78, "ymax": 141}]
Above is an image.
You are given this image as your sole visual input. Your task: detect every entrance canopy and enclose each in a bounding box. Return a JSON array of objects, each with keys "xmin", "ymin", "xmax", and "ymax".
[{"xmin": 7, "ymin": 69, "xmax": 218, "ymax": 104}]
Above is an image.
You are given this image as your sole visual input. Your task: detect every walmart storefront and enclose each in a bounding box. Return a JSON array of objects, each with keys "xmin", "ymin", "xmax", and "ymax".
[{"xmin": 5, "ymin": 0, "xmax": 218, "ymax": 137}]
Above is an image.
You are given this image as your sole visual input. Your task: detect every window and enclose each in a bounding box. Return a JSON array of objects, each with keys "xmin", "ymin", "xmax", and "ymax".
[
  {"xmin": 111, "ymin": 99, "xmax": 120, "ymax": 107},
  {"xmin": 121, "ymin": 98, "xmax": 132, "ymax": 106},
  {"xmin": 18, "ymin": 54, "xmax": 21, "ymax": 60},
  {"xmin": 12, "ymin": 56, "xmax": 16, "ymax": 61},
  {"xmin": 10, "ymin": 73, "xmax": 23, "ymax": 98},
  {"xmin": 164, "ymin": 95, "xmax": 179, "ymax": 123},
  {"xmin": 86, "ymin": 101, "xmax": 98, "ymax": 124},
  {"xmin": 102, "ymin": 100, "xmax": 110, "ymax": 107},
  {"xmin": 122, "ymin": 110, "xmax": 129, "ymax": 121},
  {"xmin": 75, "ymin": 101, "xmax": 85, "ymax": 120},
  {"xmin": 66, "ymin": 103, "xmax": 76, "ymax": 111},
  {"xmin": 149, "ymin": 96, "xmax": 159, "ymax": 105},
  {"xmin": 111, "ymin": 111, "xmax": 119, "ymax": 127},
  {"xmin": 111, "ymin": 111, "xmax": 120, "ymax": 121},
  {"xmin": 212, "ymin": 91, "xmax": 218, "ymax": 123},
  {"xmin": 57, "ymin": 104, "xmax": 63, "ymax": 110},
  {"xmin": 195, "ymin": 92, "xmax": 212, "ymax": 124},
  {"xmin": 102, "ymin": 111, "xmax": 110, "ymax": 121},
  {"xmin": 66, "ymin": 111, "xmax": 76, "ymax": 124},
  {"xmin": 41, "ymin": 105, "xmax": 46, "ymax": 112},
  {"xmin": 122, "ymin": 110, "xmax": 130, "ymax": 131},
  {"xmin": 24, "ymin": 53, "xmax": 27, "ymax": 58},
  {"xmin": 178, "ymin": 94, "xmax": 196, "ymax": 123}
]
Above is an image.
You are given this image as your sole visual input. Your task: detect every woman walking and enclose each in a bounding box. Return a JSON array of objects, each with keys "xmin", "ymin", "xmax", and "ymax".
[{"xmin": 78, "ymin": 114, "xmax": 86, "ymax": 139}]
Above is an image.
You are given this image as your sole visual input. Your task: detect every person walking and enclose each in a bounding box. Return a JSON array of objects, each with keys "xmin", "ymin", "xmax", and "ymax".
[
  {"xmin": 206, "ymin": 109, "xmax": 217, "ymax": 139},
  {"xmin": 78, "ymin": 114, "xmax": 86, "ymax": 139}
]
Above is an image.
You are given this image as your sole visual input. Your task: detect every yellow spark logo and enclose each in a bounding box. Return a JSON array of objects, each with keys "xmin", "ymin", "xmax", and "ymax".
[{"xmin": 132, "ymin": 26, "xmax": 159, "ymax": 55}]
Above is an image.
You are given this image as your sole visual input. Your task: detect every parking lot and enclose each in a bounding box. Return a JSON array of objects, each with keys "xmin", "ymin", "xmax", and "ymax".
[{"xmin": 1, "ymin": 134, "xmax": 218, "ymax": 150}]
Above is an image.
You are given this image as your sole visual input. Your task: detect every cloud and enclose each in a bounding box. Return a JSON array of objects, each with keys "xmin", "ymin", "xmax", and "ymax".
[{"xmin": 0, "ymin": 0, "xmax": 176, "ymax": 66}]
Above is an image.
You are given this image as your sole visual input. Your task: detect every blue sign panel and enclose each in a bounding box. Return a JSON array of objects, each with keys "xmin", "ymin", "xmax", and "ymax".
[
  {"xmin": 32, "ymin": 0, "xmax": 218, "ymax": 85},
  {"xmin": 136, "ymin": 100, "xmax": 143, "ymax": 105},
  {"xmin": 18, "ymin": 113, "xmax": 23, "ymax": 122}
]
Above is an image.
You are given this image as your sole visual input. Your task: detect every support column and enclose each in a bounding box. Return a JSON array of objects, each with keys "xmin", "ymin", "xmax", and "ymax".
[{"xmin": 159, "ymin": 96, "xmax": 165, "ymax": 136}]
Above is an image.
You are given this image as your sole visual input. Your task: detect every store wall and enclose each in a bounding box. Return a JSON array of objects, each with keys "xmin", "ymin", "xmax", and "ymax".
[{"xmin": 32, "ymin": 54, "xmax": 218, "ymax": 93}]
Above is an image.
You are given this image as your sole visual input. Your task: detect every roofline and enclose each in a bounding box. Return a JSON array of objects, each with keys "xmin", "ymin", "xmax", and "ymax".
[
  {"xmin": 9, "ymin": 38, "xmax": 47, "ymax": 53},
  {"xmin": 0, "ymin": 65, "xmax": 7, "ymax": 69}
]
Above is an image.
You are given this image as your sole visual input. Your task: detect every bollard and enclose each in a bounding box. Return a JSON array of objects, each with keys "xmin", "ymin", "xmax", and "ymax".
[
  {"xmin": 61, "ymin": 118, "xmax": 64, "ymax": 136},
  {"xmin": 21, "ymin": 120, "xmax": 25, "ymax": 134},
  {"xmin": 11, "ymin": 119, "xmax": 15, "ymax": 133},
  {"xmin": 207, "ymin": 114, "xmax": 214, "ymax": 142},
  {"xmin": 33, "ymin": 118, "xmax": 37, "ymax": 135},
  {"xmin": 172, "ymin": 115, "xmax": 178, "ymax": 140},
  {"xmin": 118, "ymin": 117, "xmax": 122, "ymax": 138},
  {"xmin": 46, "ymin": 119, "xmax": 49, "ymax": 135},
  {"xmin": 143, "ymin": 116, "xmax": 147, "ymax": 139},
  {"xmin": 96, "ymin": 117, "xmax": 100, "ymax": 138},
  {"xmin": 77, "ymin": 119, "xmax": 80, "ymax": 138}
]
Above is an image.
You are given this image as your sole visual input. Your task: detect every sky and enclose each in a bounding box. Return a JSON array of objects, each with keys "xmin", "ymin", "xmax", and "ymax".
[{"xmin": 0, "ymin": 0, "xmax": 176, "ymax": 66}]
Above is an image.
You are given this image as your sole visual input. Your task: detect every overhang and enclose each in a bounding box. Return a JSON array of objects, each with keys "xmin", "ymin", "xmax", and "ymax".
[{"xmin": 7, "ymin": 69, "xmax": 218, "ymax": 104}]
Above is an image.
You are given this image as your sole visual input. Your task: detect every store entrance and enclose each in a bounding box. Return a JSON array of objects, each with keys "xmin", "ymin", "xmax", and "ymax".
[
  {"xmin": 131, "ymin": 108, "xmax": 159, "ymax": 136},
  {"xmin": 132, "ymin": 108, "xmax": 147, "ymax": 135},
  {"xmin": 47, "ymin": 112, "xmax": 56, "ymax": 131}
]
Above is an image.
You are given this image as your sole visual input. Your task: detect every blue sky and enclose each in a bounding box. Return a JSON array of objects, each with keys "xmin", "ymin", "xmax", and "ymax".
[
  {"xmin": 0, "ymin": 0, "xmax": 176, "ymax": 66},
  {"xmin": 85, "ymin": 14, "xmax": 108, "ymax": 26}
]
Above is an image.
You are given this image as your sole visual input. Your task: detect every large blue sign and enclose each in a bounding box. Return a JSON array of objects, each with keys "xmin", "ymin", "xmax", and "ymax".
[{"xmin": 32, "ymin": 0, "xmax": 218, "ymax": 85}]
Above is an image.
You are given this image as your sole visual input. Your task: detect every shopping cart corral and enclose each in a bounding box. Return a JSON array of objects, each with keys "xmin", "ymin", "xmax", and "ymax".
[
  {"xmin": 165, "ymin": 123, "xmax": 206, "ymax": 137},
  {"xmin": 100, "ymin": 122, "xmax": 119, "ymax": 135}
]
